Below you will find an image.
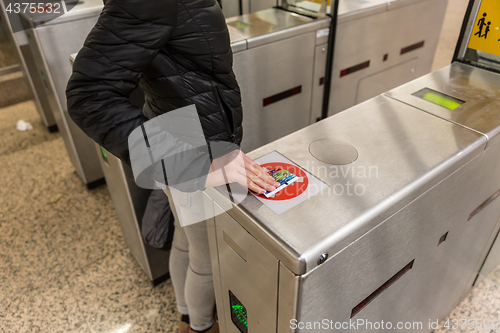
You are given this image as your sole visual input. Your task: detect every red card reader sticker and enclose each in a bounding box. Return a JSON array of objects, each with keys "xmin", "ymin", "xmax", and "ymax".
[{"xmin": 258, "ymin": 163, "xmax": 309, "ymax": 200}]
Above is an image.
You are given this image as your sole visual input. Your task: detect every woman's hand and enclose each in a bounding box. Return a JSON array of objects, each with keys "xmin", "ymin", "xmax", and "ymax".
[{"xmin": 204, "ymin": 150, "xmax": 280, "ymax": 194}]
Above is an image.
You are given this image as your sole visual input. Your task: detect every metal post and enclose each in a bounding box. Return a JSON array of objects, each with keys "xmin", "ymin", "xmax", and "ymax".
[{"xmin": 321, "ymin": 0, "xmax": 339, "ymax": 119}]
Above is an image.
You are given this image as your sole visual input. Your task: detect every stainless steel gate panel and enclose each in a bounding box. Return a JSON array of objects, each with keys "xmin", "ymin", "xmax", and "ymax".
[
  {"xmin": 21, "ymin": 1, "xmax": 104, "ymax": 186},
  {"xmin": 0, "ymin": 0, "xmax": 57, "ymax": 130},
  {"xmin": 233, "ymin": 31, "xmax": 317, "ymax": 152},
  {"xmin": 226, "ymin": 9, "xmax": 321, "ymax": 48},
  {"xmin": 225, "ymin": 9, "xmax": 329, "ymax": 152},
  {"xmin": 214, "ymin": 203, "xmax": 280, "ymax": 333},
  {"xmin": 355, "ymin": 58, "xmax": 419, "ymax": 104},
  {"xmin": 309, "ymin": 43, "xmax": 327, "ymax": 124},
  {"xmin": 97, "ymin": 144, "xmax": 170, "ymax": 282},
  {"xmin": 479, "ymin": 226, "xmax": 500, "ymax": 279},
  {"xmin": 219, "ymin": 0, "xmax": 276, "ymax": 18},
  {"xmin": 385, "ymin": 63, "xmax": 500, "ymax": 148},
  {"xmin": 277, "ymin": 262, "xmax": 299, "ymax": 333},
  {"xmin": 207, "ymin": 104, "xmax": 500, "ymax": 332},
  {"xmin": 295, "ymin": 145, "xmax": 500, "ymax": 332},
  {"xmin": 324, "ymin": 0, "xmax": 448, "ymax": 117},
  {"xmin": 210, "ymin": 95, "xmax": 485, "ymax": 276}
]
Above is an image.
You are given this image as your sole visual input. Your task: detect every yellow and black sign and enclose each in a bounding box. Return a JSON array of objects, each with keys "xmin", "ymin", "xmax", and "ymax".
[{"xmin": 468, "ymin": 0, "xmax": 500, "ymax": 57}]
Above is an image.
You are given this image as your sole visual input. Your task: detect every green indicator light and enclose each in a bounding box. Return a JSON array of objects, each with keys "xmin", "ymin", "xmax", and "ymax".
[
  {"xmin": 231, "ymin": 305, "xmax": 248, "ymax": 327},
  {"xmin": 229, "ymin": 291, "xmax": 248, "ymax": 333},
  {"xmin": 100, "ymin": 146, "xmax": 108, "ymax": 159},
  {"xmin": 236, "ymin": 22, "xmax": 248, "ymax": 30},
  {"xmin": 422, "ymin": 92, "xmax": 461, "ymax": 110},
  {"xmin": 412, "ymin": 88, "xmax": 464, "ymax": 111}
]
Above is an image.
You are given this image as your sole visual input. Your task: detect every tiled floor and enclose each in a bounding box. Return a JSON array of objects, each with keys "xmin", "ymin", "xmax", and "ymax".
[
  {"xmin": 2, "ymin": 1, "xmax": 500, "ymax": 332},
  {"xmin": 0, "ymin": 101, "xmax": 178, "ymax": 332}
]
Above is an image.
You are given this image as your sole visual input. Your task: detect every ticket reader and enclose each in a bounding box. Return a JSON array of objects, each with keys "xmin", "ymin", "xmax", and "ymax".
[
  {"xmin": 204, "ymin": 0, "xmax": 500, "ymax": 331},
  {"xmin": 20, "ymin": 1, "xmax": 105, "ymax": 188}
]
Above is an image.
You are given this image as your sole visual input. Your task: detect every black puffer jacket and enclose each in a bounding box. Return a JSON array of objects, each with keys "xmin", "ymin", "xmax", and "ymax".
[{"xmin": 66, "ymin": 0, "xmax": 243, "ymax": 166}]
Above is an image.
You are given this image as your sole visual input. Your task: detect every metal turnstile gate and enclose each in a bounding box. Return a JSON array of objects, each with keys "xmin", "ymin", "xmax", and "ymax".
[
  {"xmin": 20, "ymin": 0, "xmax": 104, "ymax": 187},
  {"xmin": 230, "ymin": 0, "xmax": 448, "ymax": 152},
  {"xmin": 0, "ymin": 0, "xmax": 57, "ymax": 131},
  {"xmin": 70, "ymin": 51, "xmax": 171, "ymax": 283},
  {"xmin": 205, "ymin": 0, "xmax": 500, "ymax": 331}
]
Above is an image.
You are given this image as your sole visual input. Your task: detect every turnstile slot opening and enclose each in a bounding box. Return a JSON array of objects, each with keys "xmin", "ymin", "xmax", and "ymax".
[
  {"xmin": 469, "ymin": 189, "xmax": 500, "ymax": 221},
  {"xmin": 438, "ymin": 232, "xmax": 449, "ymax": 246},
  {"xmin": 263, "ymin": 85, "xmax": 302, "ymax": 107},
  {"xmin": 400, "ymin": 41, "xmax": 425, "ymax": 55},
  {"xmin": 350, "ymin": 259, "xmax": 415, "ymax": 318},
  {"xmin": 223, "ymin": 231, "xmax": 247, "ymax": 262},
  {"xmin": 340, "ymin": 60, "xmax": 370, "ymax": 78},
  {"xmin": 229, "ymin": 290, "xmax": 248, "ymax": 333}
]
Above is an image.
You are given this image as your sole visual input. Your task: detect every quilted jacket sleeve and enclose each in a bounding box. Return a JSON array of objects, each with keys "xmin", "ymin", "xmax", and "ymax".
[{"xmin": 66, "ymin": 0, "xmax": 178, "ymax": 165}]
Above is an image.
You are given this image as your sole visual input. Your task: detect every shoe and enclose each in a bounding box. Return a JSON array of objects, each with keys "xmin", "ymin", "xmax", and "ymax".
[
  {"xmin": 189, "ymin": 322, "xmax": 219, "ymax": 333},
  {"xmin": 179, "ymin": 318, "xmax": 190, "ymax": 333}
]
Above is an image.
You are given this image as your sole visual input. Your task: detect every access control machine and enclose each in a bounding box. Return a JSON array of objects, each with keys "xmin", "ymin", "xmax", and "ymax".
[
  {"xmin": 21, "ymin": 0, "xmax": 105, "ymax": 187},
  {"xmin": 204, "ymin": 0, "xmax": 500, "ymax": 332}
]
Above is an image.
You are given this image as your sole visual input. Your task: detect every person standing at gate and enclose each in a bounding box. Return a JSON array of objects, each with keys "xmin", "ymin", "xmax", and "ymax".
[{"xmin": 66, "ymin": 0, "xmax": 279, "ymax": 332}]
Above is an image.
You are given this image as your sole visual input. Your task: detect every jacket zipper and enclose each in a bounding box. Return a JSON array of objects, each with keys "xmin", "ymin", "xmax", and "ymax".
[{"xmin": 214, "ymin": 85, "xmax": 236, "ymax": 143}]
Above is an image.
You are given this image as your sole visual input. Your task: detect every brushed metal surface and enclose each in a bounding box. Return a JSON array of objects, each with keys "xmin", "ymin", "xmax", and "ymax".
[
  {"xmin": 99, "ymin": 145, "xmax": 171, "ymax": 281},
  {"xmin": 225, "ymin": 9, "xmax": 329, "ymax": 49},
  {"xmin": 296, "ymin": 142, "xmax": 500, "ymax": 332},
  {"xmin": 234, "ymin": 32, "xmax": 316, "ymax": 152},
  {"xmin": 208, "ymin": 140, "xmax": 500, "ymax": 332},
  {"xmin": 98, "ymin": 145, "xmax": 153, "ymax": 281},
  {"xmin": 225, "ymin": 9, "xmax": 316, "ymax": 43},
  {"xmin": 249, "ymin": 0, "xmax": 276, "ymax": 13},
  {"xmin": 327, "ymin": 0, "xmax": 448, "ymax": 116},
  {"xmin": 220, "ymin": 0, "xmax": 243, "ymax": 18},
  {"xmin": 19, "ymin": 44, "xmax": 58, "ymax": 128},
  {"xmin": 355, "ymin": 57, "xmax": 419, "ymax": 104},
  {"xmin": 309, "ymin": 43, "xmax": 327, "ymax": 124},
  {"xmin": 335, "ymin": 0, "xmax": 430, "ymax": 22},
  {"xmin": 480, "ymin": 222, "xmax": 500, "ymax": 278},
  {"xmin": 22, "ymin": 5, "xmax": 104, "ymax": 184},
  {"xmin": 385, "ymin": 63, "xmax": 500, "ymax": 148},
  {"xmin": 214, "ymin": 203, "xmax": 279, "ymax": 333},
  {"xmin": 0, "ymin": 0, "xmax": 57, "ymax": 128},
  {"xmin": 277, "ymin": 262, "xmax": 299, "ymax": 333},
  {"xmin": 205, "ymin": 198, "xmax": 228, "ymax": 333},
  {"xmin": 20, "ymin": 0, "xmax": 103, "ymax": 26},
  {"xmin": 309, "ymin": 138, "xmax": 358, "ymax": 165},
  {"xmin": 209, "ymin": 95, "xmax": 486, "ymax": 275}
]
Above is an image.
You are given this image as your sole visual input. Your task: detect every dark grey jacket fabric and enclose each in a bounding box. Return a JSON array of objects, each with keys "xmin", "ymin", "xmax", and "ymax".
[
  {"xmin": 66, "ymin": 0, "xmax": 243, "ymax": 172},
  {"xmin": 141, "ymin": 189, "xmax": 175, "ymax": 250}
]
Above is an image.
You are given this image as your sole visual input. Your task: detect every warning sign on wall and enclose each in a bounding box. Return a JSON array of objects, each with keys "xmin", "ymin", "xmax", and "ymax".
[{"xmin": 467, "ymin": 0, "xmax": 500, "ymax": 57}]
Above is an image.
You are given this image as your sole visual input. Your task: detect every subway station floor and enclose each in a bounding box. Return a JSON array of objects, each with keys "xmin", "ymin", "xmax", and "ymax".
[{"xmin": 2, "ymin": 1, "xmax": 500, "ymax": 332}]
